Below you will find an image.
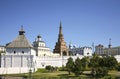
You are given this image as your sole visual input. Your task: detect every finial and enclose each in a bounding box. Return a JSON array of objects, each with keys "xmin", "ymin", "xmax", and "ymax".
[
  {"xmin": 59, "ymin": 21, "xmax": 62, "ymax": 34},
  {"xmin": 19, "ymin": 25, "xmax": 25, "ymax": 35},
  {"xmin": 21, "ymin": 25, "xmax": 24, "ymax": 31},
  {"xmin": 108, "ymin": 38, "xmax": 112, "ymax": 48},
  {"xmin": 109, "ymin": 38, "xmax": 111, "ymax": 43},
  {"xmin": 37, "ymin": 34, "xmax": 42, "ymax": 41}
]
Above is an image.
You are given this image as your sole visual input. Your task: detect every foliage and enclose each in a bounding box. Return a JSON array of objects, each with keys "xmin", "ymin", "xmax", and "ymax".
[
  {"xmin": 106, "ymin": 56, "xmax": 118, "ymax": 70},
  {"xmin": 99, "ymin": 56, "xmax": 118, "ymax": 70},
  {"xmin": 116, "ymin": 63, "xmax": 120, "ymax": 71},
  {"xmin": 73, "ymin": 57, "xmax": 84, "ymax": 76},
  {"xmin": 81, "ymin": 56, "xmax": 89, "ymax": 69},
  {"xmin": 45, "ymin": 65, "xmax": 51, "ymax": 71},
  {"xmin": 96, "ymin": 67, "xmax": 108, "ymax": 78},
  {"xmin": 65, "ymin": 54, "xmax": 119, "ymax": 78},
  {"xmin": 66, "ymin": 57, "xmax": 74, "ymax": 75},
  {"xmin": 89, "ymin": 54, "xmax": 118, "ymax": 78},
  {"xmin": 89, "ymin": 54, "xmax": 101, "ymax": 68},
  {"xmin": 45, "ymin": 65, "xmax": 58, "ymax": 72},
  {"xmin": 66, "ymin": 57, "xmax": 86, "ymax": 76}
]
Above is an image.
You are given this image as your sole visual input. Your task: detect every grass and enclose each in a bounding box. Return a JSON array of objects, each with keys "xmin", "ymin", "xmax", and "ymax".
[{"xmin": 1, "ymin": 69, "xmax": 120, "ymax": 79}]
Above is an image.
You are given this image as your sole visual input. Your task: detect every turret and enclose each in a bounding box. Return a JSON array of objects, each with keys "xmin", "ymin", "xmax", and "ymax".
[
  {"xmin": 19, "ymin": 25, "xmax": 25, "ymax": 35},
  {"xmin": 37, "ymin": 35, "xmax": 42, "ymax": 41},
  {"xmin": 108, "ymin": 38, "xmax": 112, "ymax": 48}
]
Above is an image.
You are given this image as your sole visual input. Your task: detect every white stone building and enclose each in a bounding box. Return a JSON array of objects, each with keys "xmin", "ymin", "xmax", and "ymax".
[
  {"xmin": 69, "ymin": 44, "xmax": 92, "ymax": 56},
  {"xmin": 0, "ymin": 27, "xmax": 36, "ymax": 74},
  {"xmin": 95, "ymin": 44, "xmax": 120, "ymax": 56},
  {"xmin": 33, "ymin": 35, "xmax": 52, "ymax": 56}
]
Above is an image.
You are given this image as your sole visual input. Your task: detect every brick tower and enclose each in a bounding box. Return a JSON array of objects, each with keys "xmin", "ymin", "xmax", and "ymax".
[{"xmin": 53, "ymin": 22, "xmax": 68, "ymax": 56}]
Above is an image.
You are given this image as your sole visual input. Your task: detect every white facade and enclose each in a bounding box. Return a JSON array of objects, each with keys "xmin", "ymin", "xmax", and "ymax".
[
  {"xmin": 33, "ymin": 35, "xmax": 52, "ymax": 56},
  {"xmin": 6, "ymin": 48, "xmax": 35, "ymax": 56},
  {"xmin": 0, "ymin": 27, "xmax": 37, "ymax": 74},
  {"xmin": 82, "ymin": 47, "xmax": 92, "ymax": 56},
  {"xmin": 36, "ymin": 56, "xmax": 84, "ymax": 68},
  {"xmin": 69, "ymin": 46, "xmax": 92, "ymax": 56},
  {"xmin": 0, "ymin": 45, "xmax": 5, "ymax": 53}
]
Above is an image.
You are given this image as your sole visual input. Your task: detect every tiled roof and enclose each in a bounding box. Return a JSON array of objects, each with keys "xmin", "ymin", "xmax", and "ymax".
[
  {"xmin": 6, "ymin": 35, "xmax": 33, "ymax": 48},
  {"xmin": 6, "ymin": 27, "xmax": 33, "ymax": 48}
]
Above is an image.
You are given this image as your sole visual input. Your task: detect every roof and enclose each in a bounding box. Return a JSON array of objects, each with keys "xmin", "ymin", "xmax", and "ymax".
[
  {"xmin": 6, "ymin": 27, "xmax": 33, "ymax": 48},
  {"xmin": 0, "ymin": 45, "xmax": 5, "ymax": 47},
  {"xmin": 112, "ymin": 46, "xmax": 120, "ymax": 49}
]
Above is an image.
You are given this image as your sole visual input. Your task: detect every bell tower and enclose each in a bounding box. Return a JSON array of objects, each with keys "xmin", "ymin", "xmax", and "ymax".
[{"xmin": 53, "ymin": 22, "xmax": 68, "ymax": 56}]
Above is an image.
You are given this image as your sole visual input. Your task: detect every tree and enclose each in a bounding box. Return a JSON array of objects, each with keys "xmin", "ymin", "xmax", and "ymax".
[
  {"xmin": 81, "ymin": 56, "xmax": 89, "ymax": 69},
  {"xmin": 96, "ymin": 67, "xmax": 108, "ymax": 78},
  {"xmin": 66, "ymin": 57, "xmax": 74, "ymax": 75},
  {"xmin": 89, "ymin": 54, "xmax": 118, "ymax": 78},
  {"xmin": 105, "ymin": 56, "xmax": 118, "ymax": 70},
  {"xmin": 89, "ymin": 54, "xmax": 101, "ymax": 68},
  {"xmin": 116, "ymin": 63, "xmax": 120, "ymax": 71},
  {"xmin": 74, "ymin": 57, "xmax": 83, "ymax": 76},
  {"xmin": 45, "ymin": 65, "xmax": 51, "ymax": 72},
  {"xmin": 89, "ymin": 54, "xmax": 108, "ymax": 78},
  {"xmin": 99, "ymin": 56, "xmax": 118, "ymax": 70}
]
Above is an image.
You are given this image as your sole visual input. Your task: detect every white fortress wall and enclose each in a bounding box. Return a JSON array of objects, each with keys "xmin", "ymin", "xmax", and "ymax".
[
  {"xmin": 36, "ymin": 55, "xmax": 84, "ymax": 68},
  {"xmin": 0, "ymin": 67, "xmax": 35, "ymax": 74},
  {"xmin": 1, "ymin": 55, "xmax": 120, "ymax": 74},
  {"xmin": 1, "ymin": 55, "xmax": 34, "ymax": 68}
]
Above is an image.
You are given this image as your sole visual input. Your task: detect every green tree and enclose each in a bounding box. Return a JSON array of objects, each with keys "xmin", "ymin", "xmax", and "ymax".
[
  {"xmin": 99, "ymin": 56, "xmax": 118, "ymax": 70},
  {"xmin": 89, "ymin": 54, "xmax": 118, "ymax": 78},
  {"xmin": 106, "ymin": 56, "xmax": 118, "ymax": 70},
  {"xmin": 74, "ymin": 57, "xmax": 83, "ymax": 76},
  {"xmin": 45, "ymin": 65, "xmax": 51, "ymax": 72},
  {"xmin": 89, "ymin": 54, "xmax": 108, "ymax": 78},
  {"xmin": 81, "ymin": 56, "xmax": 89, "ymax": 69},
  {"xmin": 116, "ymin": 63, "xmax": 120, "ymax": 71},
  {"xmin": 66, "ymin": 57, "xmax": 74, "ymax": 75},
  {"xmin": 89, "ymin": 54, "xmax": 101, "ymax": 68}
]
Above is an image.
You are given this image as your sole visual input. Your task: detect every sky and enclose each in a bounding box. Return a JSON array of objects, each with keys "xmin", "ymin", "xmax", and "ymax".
[{"xmin": 0, "ymin": 0, "xmax": 120, "ymax": 51}]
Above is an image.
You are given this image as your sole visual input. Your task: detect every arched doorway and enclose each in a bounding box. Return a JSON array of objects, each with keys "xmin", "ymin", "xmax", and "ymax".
[{"xmin": 63, "ymin": 51, "xmax": 67, "ymax": 56}]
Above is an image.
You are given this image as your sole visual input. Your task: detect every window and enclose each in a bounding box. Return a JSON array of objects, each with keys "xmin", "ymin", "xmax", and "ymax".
[
  {"xmin": 22, "ymin": 51, "xmax": 24, "ymax": 54},
  {"xmin": 14, "ymin": 51, "xmax": 16, "ymax": 54}
]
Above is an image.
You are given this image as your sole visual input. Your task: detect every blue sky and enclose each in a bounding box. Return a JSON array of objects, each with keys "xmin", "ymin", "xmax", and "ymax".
[{"xmin": 0, "ymin": 0, "xmax": 120, "ymax": 51}]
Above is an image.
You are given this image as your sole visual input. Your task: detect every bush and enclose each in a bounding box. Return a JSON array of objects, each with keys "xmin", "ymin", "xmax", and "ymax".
[
  {"xmin": 91, "ymin": 67, "xmax": 108, "ymax": 78},
  {"xmin": 45, "ymin": 65, "xmax": 58, "ymax": 72},
  {"xmin": 116, "ymin": 63, "xmax": 120, "ymax": 71},
  {"xmin": 96, "ymin": 67, "xmax": 108, "ymax": 77}
]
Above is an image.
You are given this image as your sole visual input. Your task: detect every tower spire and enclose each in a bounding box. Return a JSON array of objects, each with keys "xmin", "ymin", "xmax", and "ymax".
[
  {"xmin": 53, "ymin": 21, "xmax": 68, "ymax": 56},
  {"xmin": 59, "ymin": 21, "xmax": 62, "ymax": 35},
  {"xmin": 108, "ymin": 38, "xmax": 112, "ymax": 48},
  {"xmin": 19, "ymin": 25, "xmax": 25, "ymax": 35}
]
